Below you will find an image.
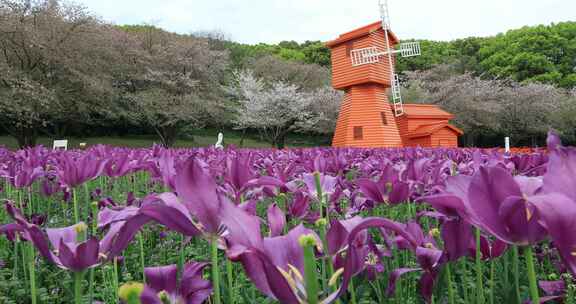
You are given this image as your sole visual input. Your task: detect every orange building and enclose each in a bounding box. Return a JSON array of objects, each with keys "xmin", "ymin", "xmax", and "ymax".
[
  {"xmin": 398, "ymin": 104, "xmax": 463, "ymax": 147},
  {"xmin": 327, "ymin": 21, "xmax": 462, "ymax": 148}
]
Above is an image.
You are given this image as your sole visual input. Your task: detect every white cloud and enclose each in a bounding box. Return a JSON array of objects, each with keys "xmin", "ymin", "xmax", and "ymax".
[{"xmin": 75, "ymin": 0, "xmax": 576, "ymax": 44}]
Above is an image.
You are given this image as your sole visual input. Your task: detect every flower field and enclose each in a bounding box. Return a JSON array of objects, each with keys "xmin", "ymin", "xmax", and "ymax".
[{"xmin": 0, "ymin": 132, "xmax": 573, "ymax": 304}]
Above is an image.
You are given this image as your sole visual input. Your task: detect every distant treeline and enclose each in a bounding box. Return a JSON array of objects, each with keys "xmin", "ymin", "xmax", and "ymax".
[{"xmin": 224, "ymin": 22, "xmax": 576, "ymax": 88}]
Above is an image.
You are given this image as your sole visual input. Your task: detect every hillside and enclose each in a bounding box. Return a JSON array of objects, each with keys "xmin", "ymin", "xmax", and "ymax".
[{"xmin": 226, "ymin": 21, "xmax": 576, "ymax": 88}]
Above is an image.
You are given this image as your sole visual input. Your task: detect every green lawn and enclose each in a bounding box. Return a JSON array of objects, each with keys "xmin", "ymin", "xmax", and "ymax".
[{"xmin": 0, "ymin": 129, "xmax": 330, "ymax": 150}]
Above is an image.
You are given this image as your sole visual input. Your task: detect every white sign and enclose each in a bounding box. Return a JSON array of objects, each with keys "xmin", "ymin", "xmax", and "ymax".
[
  {"xmin": 53, "ymin": 139, "xmax": 68, "ymax": 150},
  {"xmin": 505, "ymin": 137, "xmax": 510, "ymax": 153}
]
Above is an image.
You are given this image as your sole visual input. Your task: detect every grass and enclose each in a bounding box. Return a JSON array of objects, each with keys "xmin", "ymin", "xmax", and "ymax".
[{"xmin": 0, "ymin": 129, "xmax": 329, "ymax": 150}]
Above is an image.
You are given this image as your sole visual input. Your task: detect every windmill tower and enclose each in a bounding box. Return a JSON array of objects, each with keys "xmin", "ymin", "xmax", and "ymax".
[{"xmin": 327, "ymin": 0, "xmax": 421, "ymax": 148}]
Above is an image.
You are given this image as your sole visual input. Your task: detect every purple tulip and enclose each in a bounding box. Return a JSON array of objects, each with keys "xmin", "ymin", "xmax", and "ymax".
[
  {"xmin": 5, "ymin": 202, "xmax": 133, "ymax": 271},
  {"xmin": 138, "ymin": 262, "xmax": 212, "ymax": 304},
  {"xmin": 229, "ymin": 224, "xmax": 325, "ymax": 304},
  {"xmin": 57, "ymin": 154, "xmax": 107, "ymax": 188},
  {"xmin": 302, "ymin": 172, "xmax": 338, "ymax": 199},
  {"xmin": 424, "ymin": 165, "xmax": 546, "ymax": 245},
  {"xmin": 524, "ymin": 132, "xmax": 576, "ymax": 276}
]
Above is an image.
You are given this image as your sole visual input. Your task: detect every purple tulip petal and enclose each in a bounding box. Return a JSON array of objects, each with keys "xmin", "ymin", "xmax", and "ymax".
[
  {"xmin": 327, "ymin": 219, "xmax": 348, "ymax": 255},
  {"xmin": 175, "ymin": 158, "xmax": 222, "ymax": 234},
  {"xmin": 181, "ymin": 262, "xmax": 212, "ymax": 304},
  {"xmin": 538, "ymin": 280, "xmax": 565, "ymax": 296},
  {"xmin": 466, "ymin": 166, "xmax": 522, "ymax": 243},
  {"xmin": 267, "ymin": 204, "xmax": 286, "ymax": 237},
  {"xmin": 530, "ymin": 193, "xmax": 576, "ymax": 275},
  {"xmin": 144, "ymin": 264, "xmax": 178, "ymax": 294},
  {"xmin": 386, "ymin": 268, "xmax": 421, "ymax": 296},
  {"xmin": 357, "ymin": 179, "xmax": 385, "ymax": 203},
  {"xmin": 140, "ymin": 193, "xmax": 201, "ymax": 237},
  {"xmin": 442, "ymin": 219, "xmax": 473, "ymax": 261},
  {"xmin": 221, "ymin": 200, "xmax": 263, "ymax": 249}
]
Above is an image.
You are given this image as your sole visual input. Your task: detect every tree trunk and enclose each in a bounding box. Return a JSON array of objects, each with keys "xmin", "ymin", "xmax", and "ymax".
[
  {"xmin": 239, "ymin": 129, "xmax": 247, "ymax": 148},
  {"xmin": 54, "ymin": 123, "xmax": 69, "ymax": 139},
  {"xmin": 16, "ymin": 128, "xmax": 38, "ymax": 149},
  {"xmin": 465, "ymin": 132, "xmax": 476, "ymax": 147},
  {"xmin": 275, "ymin": 133, "xmax": 287, "ymax": 149},
  {"xmin": 154, "ymin": 125, "xmax": 179, "ymax": 147}
]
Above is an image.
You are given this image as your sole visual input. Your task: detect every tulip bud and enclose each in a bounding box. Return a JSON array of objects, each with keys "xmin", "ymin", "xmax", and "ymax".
[
  {"xmin": 385, "ymin": 182, "xmax": 393, "ymax": 194},
  {"xmin": 158, "ymin": 290, "xmax": 171, "ymax": 304},
  {"xmin": 118, "ymin": 282, "xmax": 144, "ymax": 304},
  {"xmin": 314, "ymin": 218, "xmax": 327, "ymax": 228},
  {"xmin": 429, "ymin": 228, "xmax": 440, "ymax": 238},
  {"xmin": 299, "ymin": 234, "xmax": 317, "ymax": 248},
  {"xmin": 75, "ymin": 222, "xmax": 88, "ymax": 243}
]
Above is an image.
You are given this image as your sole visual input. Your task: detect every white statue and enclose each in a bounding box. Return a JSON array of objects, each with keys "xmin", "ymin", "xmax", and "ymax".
[{"xmin": 215, "ymin": 132, "xmax": 224, "ymax": 149}]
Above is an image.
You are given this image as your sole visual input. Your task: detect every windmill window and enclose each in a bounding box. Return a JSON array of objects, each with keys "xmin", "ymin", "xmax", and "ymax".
[
  {"xmin": 346, "ymin": 42, "xmax": 354, "ymax": 57},
  {"xmin": 353, "ymin": 126, "xmax": 363, "ymax": 140},
  {"xmin": 380, "ymin": 112, "xmax": 388, "ymax": 125}
]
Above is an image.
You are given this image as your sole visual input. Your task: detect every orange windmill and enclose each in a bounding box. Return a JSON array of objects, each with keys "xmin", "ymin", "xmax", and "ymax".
[{"xmin": 327, "ymin": 0, "xmax": 462, "ymax": 148}]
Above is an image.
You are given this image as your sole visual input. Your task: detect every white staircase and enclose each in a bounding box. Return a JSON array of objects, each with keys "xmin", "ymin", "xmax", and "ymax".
[{"xmin": 391, "ymin": 73, "xmax": 404, "ymax": 116}]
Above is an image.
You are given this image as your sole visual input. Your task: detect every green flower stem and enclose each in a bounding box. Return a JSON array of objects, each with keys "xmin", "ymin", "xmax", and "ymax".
[
  {"xmin": 445, "ymin": 263, "xmax": 455, "ymax": 304},
  {"xmin": 28, "ymin": 243, "xmax": 37, "ymax": 304},
  {"xmin": 565, "ymin": 277, "xmax": 575, "ymax": 304},
  {"xmin": 300, "ymin": 235, "xmax": 319, "ymax": 304},
  {"xmin": 26, "ymin": 188, "xmax": 37, "ymax": 304},
  {"xmin": 349, "ymin": 277, "xmax": 357, "ymax": 304},
  {"xmin": 475, "ymin": 228, "xmax": 485, "ymax": 304},
  {"xmin": 89, "ymin": 202, "xmax": 99, "ymax": 302},
  {"xmin": 178, "ymin": 234, "xmax": 185, "ymax": 279},
  {"xmin": 73, "ymin": 188, "xmax": 79, "ymax": 224},
  {"xmin": 503, "ymin": 250, "xmax": 509, "ymax": 302},
  {"xmin": 74, "ymin": 271, "xmax": 84, "ymax": 304},
  {"xmin": 461, "ymin": 259, "xmax": 469, "ymax": 303},
  {"xmin": 113, "ymin": 257, "xmax": 119, "ymax": 296},
  {"xmin": 226, "ymin": 259, "xmax": 234, "ymax": 304},
  {"xmin": 211, "ymin": 237, "xmax": 221, "ymax": 304},
  {"xmin": 489, "ymin": 259, "xmax": 495, "ymax": 304},
  {"xmin": 314, "ymin": 219, "xmax": 329, "ymax": 291},
  {"xmin": 313, "ymin": 172, "xmax": 324, "ymax": 218},
  {"xmin": 13, "ymin": 240, "xmax": 19, "ymax": 280},
  {"xmin": 524, "ymin": 246, "xmax": 540, "ymax": 304},
  {"xmin": 276, "ymin": 194, "xmax": 288, "ymax": 234},
  {"xmin": 512, "ymin": 246, "xmax": 521, "ymax": 304},
  {"xmin": 138, "ymin": 232, "xmax": 146, "ymax": 283}
]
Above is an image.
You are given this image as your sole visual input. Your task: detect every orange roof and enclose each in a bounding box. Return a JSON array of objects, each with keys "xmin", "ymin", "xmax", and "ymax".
[
  {"xmin": 326, "ymin": 21, "xmax": 400, "ymax": 48},
  {"xmin": 402, "ymin": 104, "xmax": 454, "ymax": 119},
  {"xmin": 406, "ymin": 122, "xmax": 464, "ymax": 138}
]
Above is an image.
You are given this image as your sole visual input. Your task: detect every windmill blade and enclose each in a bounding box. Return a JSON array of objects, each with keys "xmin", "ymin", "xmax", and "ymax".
[
  {"xmin": 350, "ymin": 47, "xmax": 381, "ymax": 66},
  {"xmin": 399, "ymin": 41, "xmax": 421, "ymax": 57},
  {"xmin": 379, "ymin": 0, "xmax": 391, "ymax": 30}
]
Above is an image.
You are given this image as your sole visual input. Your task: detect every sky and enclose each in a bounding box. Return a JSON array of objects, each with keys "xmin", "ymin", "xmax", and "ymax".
[{"xmin": 75, "ymin": 0, "xmax": 575, "ymax": 44}]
